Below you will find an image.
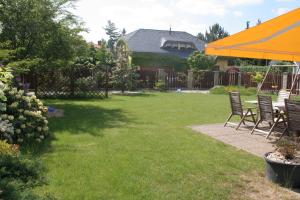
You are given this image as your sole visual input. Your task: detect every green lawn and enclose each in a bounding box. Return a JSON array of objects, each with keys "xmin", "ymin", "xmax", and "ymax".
[{"xmin": 36, "ymin": 93, "xmax": 263, "ymax": 199}]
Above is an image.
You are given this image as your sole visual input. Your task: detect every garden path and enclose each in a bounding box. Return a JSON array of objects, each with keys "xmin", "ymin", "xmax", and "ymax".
[{"xmin": 190, "ymin": 123, "xmax": 277, "ymax": 158}]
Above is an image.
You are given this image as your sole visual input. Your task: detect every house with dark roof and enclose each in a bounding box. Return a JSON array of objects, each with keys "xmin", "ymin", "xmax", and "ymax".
[{"xmin": 123, "ymin": 29, "xmax": 205, "ymax": 72}]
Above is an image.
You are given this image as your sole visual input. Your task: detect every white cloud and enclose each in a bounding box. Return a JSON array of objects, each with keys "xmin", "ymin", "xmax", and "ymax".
[
  {"xmin": 226, "ymin": 0, "xmax": 264, "ymax": 6},
  {"xmin": 276, "ymin": 0, "xmax": 295, "ymax": 2},
  {"xmin": 74, "ymin": 0, "xmax": 265, "ymax": 42},
  {"xmin": 175, "ymin": 0, "xmax": 227, "ymax": 16},
  {"xmin": 233, "ymin": 11, "xmax": 243, "ymax": 17},
  {"xmin": 273, "ymin": 7, "xmax": 291, "ymax": 15}
]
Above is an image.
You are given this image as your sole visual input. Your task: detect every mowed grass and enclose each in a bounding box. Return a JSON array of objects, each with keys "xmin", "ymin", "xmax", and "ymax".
[{"xmin": 37, "ymin": 93, "xmax": 264, "ymax": 200}]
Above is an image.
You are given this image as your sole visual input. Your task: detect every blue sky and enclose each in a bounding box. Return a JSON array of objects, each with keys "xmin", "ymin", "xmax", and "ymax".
[{"xmin": 73, "ymin": 0, "xmax": 299, "ymax": 42}]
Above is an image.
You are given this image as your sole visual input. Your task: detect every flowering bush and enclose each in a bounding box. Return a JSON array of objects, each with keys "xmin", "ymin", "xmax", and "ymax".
[
  {"xmin": 0, "ymin": 87, "xmax": 49, "ymax": 144},
  {"xmin": 0, "ymin": 120, "xmax": 14, "ymax": 142},
  {"xmin": 0, "ymin": 140, "xmax": 19, "ymax": 156}
]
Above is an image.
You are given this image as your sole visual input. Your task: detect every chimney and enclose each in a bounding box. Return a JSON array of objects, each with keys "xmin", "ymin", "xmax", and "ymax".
[{"xmin": 169, "ymin": 27, "xmax": 172, "ymax": 35}]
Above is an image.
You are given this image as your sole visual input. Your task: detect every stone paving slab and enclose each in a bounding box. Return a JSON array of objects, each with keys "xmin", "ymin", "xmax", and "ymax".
[{"xmin": 190, "ymin": 123, "xmax": 279, "ymax": 158}]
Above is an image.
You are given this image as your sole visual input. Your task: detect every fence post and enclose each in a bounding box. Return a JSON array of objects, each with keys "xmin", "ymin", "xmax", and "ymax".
[
  {"xmin": 238, "ymin": 72, "xmax": 242, "ymax": 86},
  {"xmin": 187, "ymin": 70, "xmax": 193, "ymax": 89},
  {"xmin": 282, "ymin": 72, "xmax": 288, "ymax": 90},
  {"xmin": 70, "ymin": 67, "xmax": 75, "ymax": 97},
  {"xmin": 158, "ymin": 68, "xmax": 166, "ymax": 81},
  {"xmin": 214, "ymin": 71, "xmax": 220, "ymax": 87}
]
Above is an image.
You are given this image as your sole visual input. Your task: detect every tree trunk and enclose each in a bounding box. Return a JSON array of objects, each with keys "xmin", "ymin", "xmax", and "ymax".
[{"xmin": 105, "ymin": 65, "xmax": 109, "ymax": 98}]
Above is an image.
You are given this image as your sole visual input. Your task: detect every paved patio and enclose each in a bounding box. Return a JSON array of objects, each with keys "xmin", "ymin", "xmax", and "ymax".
[{"xmin": 190, "ymin": 123, "xmax": 281, "ymax": 158}]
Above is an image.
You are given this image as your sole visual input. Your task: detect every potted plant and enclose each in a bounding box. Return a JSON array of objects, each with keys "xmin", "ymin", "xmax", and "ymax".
[{"xmin": 264, "ymin": 138, "xmax": 300, "ymax": 188}]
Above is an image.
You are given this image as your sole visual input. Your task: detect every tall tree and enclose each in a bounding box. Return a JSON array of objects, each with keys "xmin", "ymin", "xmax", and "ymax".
[
  {"xmin": 104, "ymin": 20, "xmax": 121, "ymax": 51},
  {"xmin": 111, "ymin": 39, "xmax": 138, "ymax": 93},
  {"xmin": 187, "ymin": 51, "xmax": 216, "ymax": 70},
  {"xmin": 197, "ymin": 23, "xmax": 229, "ymax": 43},
  {"xmin": 96, "ymin": 40, "xmax": 114, "ymax": 98},
  {"xmin": 0, "ymin": 0, "xmax": 87, "ymax": 72}
]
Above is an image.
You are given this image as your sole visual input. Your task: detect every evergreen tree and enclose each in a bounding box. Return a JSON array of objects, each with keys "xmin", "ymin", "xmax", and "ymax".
[
  {"xmin": 111, "ymin": 39, "xmax": 138, "ymax": 93},
  {"xmin": 104, "ymin": 20, "xmax": 121, "ymax": 51},
  {"xmin": 197, "ymin": 23, "xmax": 229, "ymax": 43}
]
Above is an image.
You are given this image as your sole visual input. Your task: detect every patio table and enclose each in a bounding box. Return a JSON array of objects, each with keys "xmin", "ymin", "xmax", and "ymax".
[
  {"xmin": 273, "ymin": 102, "xmax": 285, "ymax": 111},
  {"xmin": 245, "ymin": 100, "xmax": 285, "ymax": 112},
  {"xmin": 245, "ymin": 100, "xmax": 258, "ymax": 104}
]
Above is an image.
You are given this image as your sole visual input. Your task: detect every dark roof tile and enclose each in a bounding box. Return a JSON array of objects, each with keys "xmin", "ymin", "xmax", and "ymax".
[{"xmin": 123, "ymin": 29, "xmax": 205, "ymax": 58}]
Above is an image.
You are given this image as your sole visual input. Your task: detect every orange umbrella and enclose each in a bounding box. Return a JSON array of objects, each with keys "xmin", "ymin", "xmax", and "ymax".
[{"xmin": 205, "ymin": 8, "xmax": 300, "ymax": 62}]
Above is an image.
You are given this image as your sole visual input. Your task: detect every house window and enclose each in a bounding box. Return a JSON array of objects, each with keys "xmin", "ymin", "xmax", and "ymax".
[{"xmin": 162, "ymin": 40, "xmax": 196, "ymax": 50}]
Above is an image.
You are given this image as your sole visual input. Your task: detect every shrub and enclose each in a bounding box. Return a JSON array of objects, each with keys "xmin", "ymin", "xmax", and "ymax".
[
  {"xmin": 0, "ymin": 140, "xmax": 19, "ymax": 156},
  {"xmin": 75, "ymin": 76, "xmax": 97, "ymax": 91},
  {"xmin": 176, "ymin": 72, "xmax": 187, "ymax": 86},
  {"xmin": 0, "ymin": 87, "xmax": 49, "ymax": 144},
  {"xmin": 0, "ymin": 66, "xmax": 13, "ymax": 84},
  {"xmin": 251, "ymin": 72, "xmax": 264, "ymax": 84},
  {"xmin": 187, "ymin": 51, "xmax": 216, "ymax": 70},
  {"xmin": 193, "ymin": 70, "xmax": 206, "ymax": 88},
  {"xmin": 0, "ymin": 152, "xmax": 55, "ymax": 199},
  {"xmin": 210, "ymin": 86, "xmax": 257, "ymax": 96},
  {"xmin": 276, "ymin": 138, "xmax": 300, "ymax": 160},
  {"xmin": 0, "ymin": 119, "xmax": 14, "ymax": 140},
  {"xmin": 154, "ymin": 80, "xmax": 166, "ymax": 92}
]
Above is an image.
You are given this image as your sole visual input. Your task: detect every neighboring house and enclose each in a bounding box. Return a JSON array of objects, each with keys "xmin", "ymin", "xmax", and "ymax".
[
  {"xmin": 123, "ymin": 29, "xmax": 205, "ymax": 72},
  {"xmin": 88, "ymin": 42, "xmax": 102, "ymax": 49}
]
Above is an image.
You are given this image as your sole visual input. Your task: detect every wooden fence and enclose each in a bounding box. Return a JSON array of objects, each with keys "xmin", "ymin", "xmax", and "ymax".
[
  {"xmin": 20, "ymin": 67, "xmax": 105, "ymax": 98},
  {"xmin": 165, "ymin": 72, "xmax": 187, "ymax": 90},
  {"xmin": 136, "ymin": 69, "xmax": 298, "ymax": 92},
  {"xmin": 19, "ymin": 68, "xmax": 300, "ymax": 98}
]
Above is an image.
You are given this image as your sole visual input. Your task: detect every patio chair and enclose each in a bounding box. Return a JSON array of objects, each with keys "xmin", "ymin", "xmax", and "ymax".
[
  {"xmin": 251, "ymin": 95, "xmax": 286, "ymax": 139},
  {"xmin": 224, "ymin": 92, "xmax": 256, "ymax": 130},
  {"xmin": 275, "ymin": 89, "xmax": 290, "ymax": 105},
  {"xmin": 282, "ymin": 99, "xmax": 300, "ymax": 138}
]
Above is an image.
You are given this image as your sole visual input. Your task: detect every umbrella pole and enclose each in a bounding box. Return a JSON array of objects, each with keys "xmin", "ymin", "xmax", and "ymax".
[
  {"xmin": 289, "ymin": 62, "xmax": 300, "ymax": 97},
  {"xmin": 258, "ymin": 65, "xmax": 271, "ymax": 94}
]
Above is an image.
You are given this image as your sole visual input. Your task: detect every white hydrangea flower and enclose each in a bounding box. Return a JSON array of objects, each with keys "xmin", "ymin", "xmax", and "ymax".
[
  {"xmin": 0, "ymin": 119, "xmax": 14, "ymax": 134},
  {"xmin": 8, "ymin": 115, "xmax": 14, "ymax": 121},
  {"xmin": 1, "ymin": 114, "xmax": 7, "ymax": 119}
]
